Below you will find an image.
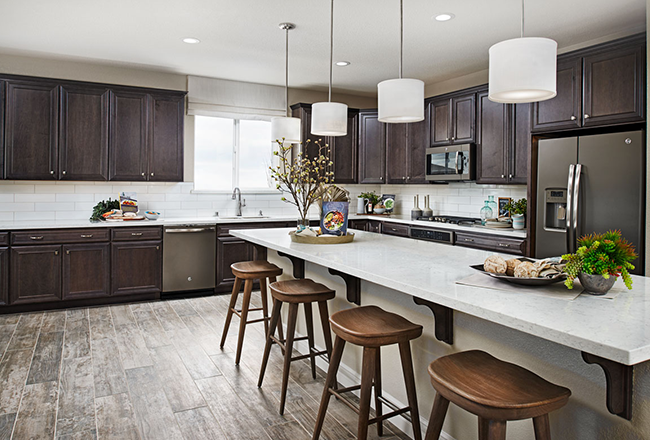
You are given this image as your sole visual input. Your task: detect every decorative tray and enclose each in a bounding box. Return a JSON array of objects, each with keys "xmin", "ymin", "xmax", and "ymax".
[
  {"xmin": 289, "ymin": 231, "xmax": 355, "ymax": 244},
  {"xmin": 470, "ymin": 258, "xmax": 567, "ymax": 286}
]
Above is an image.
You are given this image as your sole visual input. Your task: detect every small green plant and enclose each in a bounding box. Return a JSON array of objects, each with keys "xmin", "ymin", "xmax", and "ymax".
[
  {"xmin": 504, "ymin": 198, "xmax": 527, "ymax": 215},
  {"xmin": 562, "ymin": 230, "xmax": 637, "ymax": 289},
  {"xmin": 90, "ymin": 198, "xmax": 120, "ymax": 221},
  {"xmin": 359, "ymin": 191, "xmax": 381, "ymax": 206}
]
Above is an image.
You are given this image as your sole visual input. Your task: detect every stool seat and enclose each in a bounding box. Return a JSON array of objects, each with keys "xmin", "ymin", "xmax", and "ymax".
[
  {"xmin": 428, "ymin": 350, "xmax": 571, "ymax": 422},
  {"xmin": 270, "ymin": 279, "xmax": 335, "ymax": 303},
  {"xmin": 329, "ymin": 305, "xmax": 423, "ymax": 347},
  {"xmin": 231, "ymin": 260, "xmax": 282, "ymax": 279}
]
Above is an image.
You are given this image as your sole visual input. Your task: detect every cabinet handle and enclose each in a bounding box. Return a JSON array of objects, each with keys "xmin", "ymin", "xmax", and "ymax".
[
  {"xmin": 30, "ymin": 236, "xmax": 44, "ymax": 240},
  {"xmin": 498, "ymin": 243, "xmax": 511, "ymax": 248},
  {"xmin": 584, "ymin": 114, "xmax": 590, "ymax": 119},
  {"xmin": 131, "ymin": 232, "xmax": 143, "ymax": 236},
  {"xmin": 570, "ymin": 115, "xmax": 576, "ymax": 121},
  {"xmin": 50, "ymin": 171, "xmax": 55, "ymax": 175},
  {"xmin": 66, "ymin": 250, "xmax": 70, "ymax": 255},
  {"xmin": 464, "ymin": 238, "xmax": 474, "ymax": 242},
  {"xmin": 62, "ymin": 171, "xmax": 66, "ymax": 175},
  {"xmin": 81, "ymin": 234, "xmax": 93, "ymax": 238}
]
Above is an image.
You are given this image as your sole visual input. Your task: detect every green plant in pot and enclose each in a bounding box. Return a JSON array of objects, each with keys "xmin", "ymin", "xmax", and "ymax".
[
  {"xmin": 359, "ymin": 192, "xmax": 381, "ymax": 213},
  {"xmin": 504, "ymin": 198, "xmax": 527, "ymax": 230},
  {"xmin": 562, "ymin": 230, "xmax": 637, "ymax": 295}
]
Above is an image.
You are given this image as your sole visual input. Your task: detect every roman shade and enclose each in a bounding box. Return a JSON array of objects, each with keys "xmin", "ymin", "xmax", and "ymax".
[{"xmin": 187, "ymin": 76, "xmax": 286, "ymax": 120}]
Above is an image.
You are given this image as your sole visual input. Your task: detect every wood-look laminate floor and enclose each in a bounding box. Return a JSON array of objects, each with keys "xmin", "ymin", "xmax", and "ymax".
[{"xmin": 0, "ymin": 293, "xmax": 412, "ymax": 440}]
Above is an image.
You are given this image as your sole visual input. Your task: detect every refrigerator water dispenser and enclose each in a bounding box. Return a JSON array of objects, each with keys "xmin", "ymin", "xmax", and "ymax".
[{"xmin": 544, "ymin": 189, "xmax": 567, "ymax": 231}]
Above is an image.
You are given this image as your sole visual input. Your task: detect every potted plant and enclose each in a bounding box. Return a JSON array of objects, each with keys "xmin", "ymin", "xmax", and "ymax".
[
  {"xmin": 359, "ymin": 191, "xmax": 381, "ymax": 213},
  {"xmin": 562, "ymin": 230, "xmax": 637, "ymax": 295},
  {"xmin": 504, "ymin": 198, "xmax": 527, "ymax": 229}
]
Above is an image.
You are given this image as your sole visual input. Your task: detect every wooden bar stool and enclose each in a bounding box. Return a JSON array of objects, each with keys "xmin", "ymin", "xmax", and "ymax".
[
  {"xmin": 425, "ymin": 350, "xmax": 571, "ymax": 440},
  {"xmin": 219, "ymin": 260, "xmax": 283, "ymax": 365},
  {"xmin": 258, "ymin": 279, "xmax": 335, "ymax": 415},
  {"xmin": 313, "ymin": 305, "xmax": 424, "ymax": 440}
]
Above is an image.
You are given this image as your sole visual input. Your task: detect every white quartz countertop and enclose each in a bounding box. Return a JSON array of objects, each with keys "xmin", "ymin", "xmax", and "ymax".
[
  {"xmin": 231, "ymin": 227, "xmax": 648, "ymax": 366},
  {"xmin": 0, "ymin": 214, "xmax": 527, "ymax": 238}
]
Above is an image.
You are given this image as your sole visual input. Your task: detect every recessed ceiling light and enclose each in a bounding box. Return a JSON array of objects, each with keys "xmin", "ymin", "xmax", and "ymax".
[
  {"xmin": 335, "ymin": 61, "xmax": 351, "ymax": 66},
  {"xmin": 182, "ymin": 38, "xmax": 201, "ymax": 44},
  {"xmin": 434, "ymin": 13, "xmax": 455, "ymax": 22}
]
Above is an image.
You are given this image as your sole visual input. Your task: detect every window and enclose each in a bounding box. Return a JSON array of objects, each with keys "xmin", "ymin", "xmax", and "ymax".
[{"xmin": 194, "ymin": 116, "xmax": 274, "ymax": 191}]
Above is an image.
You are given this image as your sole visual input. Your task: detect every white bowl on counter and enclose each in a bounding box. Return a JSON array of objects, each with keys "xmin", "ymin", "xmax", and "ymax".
[{"xmin": 144, "ymin": 211, "xmax": 160, "ymax": 220}]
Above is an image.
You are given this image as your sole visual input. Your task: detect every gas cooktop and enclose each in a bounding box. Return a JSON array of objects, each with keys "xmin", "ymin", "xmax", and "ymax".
[{"xmin": 416, "ymin": 215, "xmax": 481, "ymax": 226}]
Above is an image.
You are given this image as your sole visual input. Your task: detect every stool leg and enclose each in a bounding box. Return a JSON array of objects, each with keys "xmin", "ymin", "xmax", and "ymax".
[
  {"xmin": 235, "ymin": 279, "xmax": 253, "ymax": 365},
  {"xmin": 258, "ymin": 298, "xmax": 283, "ymax": 388},
  {"xmin": 358, "ymin": 346, "xmax": 377, "ymax": 440},
  {"xmin": 260, "ymin": 277, "xmax": 270, "ymax": 336},
  {"xmin": 479, "ymin": 419, "xmax": 506, "ymax": 440},
  {"xmin": 220, "ymin": 277, "xmax": 242, "ymax": 349},
  {"xmin": 269, "ymin": 276, "xmax": 284, "ymax": 343},
  {"xmin": 533, "ymin": 414, "xmax": 551, "ymax": 440},
  {"xmin": 399, "ymin": 342, "xmax": 423, "ymax": 440},
  {"xmin": 304, "ymin": 302, "xmax": 317, "ymax": 379},
  {"xmin": 424, "ymin": 393, "xmax": 449, "ymax": 440},
  {"xmin": 313, "ymin": 336, "xmax": 346, "ymax": 440},
  {"xmin": 279, "ymin": 302, "xmax": 299, "ymax": 415},
  {"xmin": 317, "ymin": 300, "xmax": 333, "ymax": 360},
  {"xmin": 374, "ymin": 347, "xmax": 383, "ymax": 436}
]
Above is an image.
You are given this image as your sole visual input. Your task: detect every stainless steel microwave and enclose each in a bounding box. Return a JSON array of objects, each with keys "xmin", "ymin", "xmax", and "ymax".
[{"xmin": 425, "ymin": 144, "xmax": 476, "ymax": 181}]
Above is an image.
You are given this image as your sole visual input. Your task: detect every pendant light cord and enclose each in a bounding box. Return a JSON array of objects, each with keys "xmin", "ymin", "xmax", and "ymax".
[
  {"xmin": 399, "ymin": 0, "xmax": 403, "ymax": 79},
  {"xmin": 328, "ymin": 0, "xmax": 334, "ymax": 102},
  {"xmin": 285, "ymin": 26, "xmax": 289, "ymax": 117},
  {"xmin": 521, "ymin": 0, "xmax": 525, "ymax": 38}
]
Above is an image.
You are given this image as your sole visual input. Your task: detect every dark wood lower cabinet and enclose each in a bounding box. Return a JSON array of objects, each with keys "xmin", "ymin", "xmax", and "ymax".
[
  {"xmin": 0, "ymin": 248, "xmax": 7, "ymax": 305},
  {"xmin": 216, "ymin": 236, "xmax": 253, "ymax": 292},
  {"xmin": 111, "ymin": 240, "xmax": 162, "ymax": 296},
  {"xmin": 10, "ymin": 245, "xmax": 62, "ymax": 304},
  {"xmin": 63, "ymin": 243, "xmax": 110, "ymax": 300}
]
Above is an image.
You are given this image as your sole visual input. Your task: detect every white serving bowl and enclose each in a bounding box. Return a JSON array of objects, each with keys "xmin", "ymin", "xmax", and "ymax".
[{"xmin": 144, "ymin": 211, "xmax": 160, "ymax": 220}]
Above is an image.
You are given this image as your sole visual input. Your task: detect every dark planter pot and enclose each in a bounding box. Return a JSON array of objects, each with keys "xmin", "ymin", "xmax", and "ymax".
[{"xmin": 578, "ymin": 273, "xmax": 616, "ymax": 295}]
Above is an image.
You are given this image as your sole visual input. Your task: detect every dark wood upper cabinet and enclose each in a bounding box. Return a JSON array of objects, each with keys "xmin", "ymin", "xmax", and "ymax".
[
  {"xmin": 510, "ymin": 104, "xmax": 531, "ymax": 185},
  {"xmin": 358, "ymin": 110, "xmax": 386, "ymax": 184},
  {"xmin": 532, "ymin": 57, "xmax": 582, "ymax": 132},
  {"xmin": 329, "ymin": 110, "xmax": 359, "ymax": 184},
  {"xmin": 429, "ymin": 99, "xmax": 451, "ymax": 146},
  {"xmin": 62, "ymin": 243, "xmax": 110, "ymax": 300},
  {"xmin": 10, "ymin": 245, "xmax": 62, "ymax": 305},
  {"xmin": 429, "ymin": 93, "xmax": 476, "ymax": 147},
  {"xmin": 5, "ymin": 80, "xmax": 59, "ymax": 180},
  {"xmin": 385, "ymin": 124, "xmax": 408, "ymax": 183},
  {"xmin": 59, "ymin": 84, "xmax": 110, "ymax": 180},
  {"xmin": 407, "ymin": 117, "xmax": 429, "ymax": 183},
  {"xmin": 111, "ymin": 240, "xmax": 162, "ymax": 296},
  {"xmin": 582, "ymin": 43, "xmax": 645, "ymax": 127},
  {"xmin": 109, "ymin": 89, "xmax": 148, "ymax": 181},
  {"xmin": 0, "ymin": 248, "xmax": 7, "ymax": 306},
  {"xmin": 0, "ymin": 81, "xmax": 4, "ymax": 180},
  {"xmin": 148, "ymin": 93, "xmax": 184, "ymax": 182},
  {"xmin": 476, "ymin": 91, "xmax": 509, "ymax": 184}
]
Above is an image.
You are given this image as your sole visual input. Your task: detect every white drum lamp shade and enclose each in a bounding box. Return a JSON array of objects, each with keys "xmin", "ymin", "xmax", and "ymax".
[
  {"xmin": 311, "ymin": 102, "xmax": 348, "ymax": 136},
  {"xmin": 271, "ymin": 116, "xmax": 301, "ymax": 144},
  {"xmin": 378, "ymin": 78, "xmax": 424, "ymax": 123},
  {"xmin": 488, "ymin": 37, "xmax": 557, "ymax": 104}
]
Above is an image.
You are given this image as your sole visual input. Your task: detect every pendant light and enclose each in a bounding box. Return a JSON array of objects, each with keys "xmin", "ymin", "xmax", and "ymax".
[
  {"xmin": 377, "ymin": 0, "xmax": 424, "ymax": 123},
  {"xmin": 488, "ymin": 0, "xmax": 557, "ymax": 103},
  {"xmin": 311, "ymin": 0, "xmax": 348, "ymax": 137},
  {"xmin": 271, "ymin": 23, "xmax": 301, "ymax": 144}
]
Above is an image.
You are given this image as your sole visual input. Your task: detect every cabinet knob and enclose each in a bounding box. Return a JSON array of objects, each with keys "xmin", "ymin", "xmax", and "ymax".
[
  {"xmin": 50, "ymin": 170, "xmax": 55, "ymax": 175},
  {"xmin": 156, "ymin": 246, "xmax": 160, "ymax": 250},
  {"xmin": 445, "ymin": 137, "xmax": 449, "ymax": 141},
  {"xmin": 406, "ymin": 176, "xmax": 410, "ymax": 180},
  {"xmin": 54, "ymin": 250, "xmax": 59, "ymax": 255},
  {"xmin": 66, "ymin": 250, "xmax": 70, "ymax": 255},
  {"xmin": 379, "ymin": 176, "xmax": 383, "ymax": 180},
  {"xmin": 141, "ymin": 173, "xmax": 145, "ymax": 177},
  {"xmin": 451, "ymin": 137, "xmax": 455, "ymax": 141},
  {"xmin": 584, "ymin": 114, "xmax": 590, "ymax": 119},
  {"xmin": 509, "ymin": 174, "xmax": 513, "ymax": 178},
  {"xmin": 501, "ymin": 174, "xmax": 505, "ymax": 178},
  {"xmin": 150, "ymin": 173, "xmax": 154, "ymax": 176},
  {"xmin": 402, "ymin": 176, "xmax": 406, "ymax": 180},
  {"xmin": 62, "ymin": 171, "xmax": 66, "ymax": 175},
  {"xmin": 570, "ymin": 115, "xmax": 576, "ymax": 121}
]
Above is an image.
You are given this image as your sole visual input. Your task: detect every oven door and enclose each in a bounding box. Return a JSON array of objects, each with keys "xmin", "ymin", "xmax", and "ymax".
[{"xmin": 425, "ymin": 144, "xmax": 475, "ymax": 181}]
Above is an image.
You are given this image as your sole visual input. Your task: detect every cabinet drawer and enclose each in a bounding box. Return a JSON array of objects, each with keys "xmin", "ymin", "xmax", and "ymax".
[
  {"xmin": 382, "ymin": 223, "xmax": 410, "ymax": 237},
  {"xmin": 493, "ymin": 237, "xmax": 526, "ymax": 255},
  {"xmin": 111, "ymin": 227, "xmax": 162, "ymax": 241},
  {"xmin": 12, "ymin": 228, "xmax": 109, "ymax": 245},
  {"xmin": 455, "ymin": 232, "xmax": 525, "ymax": 255},
  {"xmin": 0, "ymin": 233, "xmax": 8, "ymax": 246}
]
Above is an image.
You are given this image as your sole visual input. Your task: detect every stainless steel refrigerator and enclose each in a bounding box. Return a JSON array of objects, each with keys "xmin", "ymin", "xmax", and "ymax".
[{"xmin": 535, "ymin": 130, "xmax": 645, "ymax": 274}]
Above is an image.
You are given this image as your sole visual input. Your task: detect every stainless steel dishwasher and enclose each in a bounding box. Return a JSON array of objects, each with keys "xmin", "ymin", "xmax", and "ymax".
[{"xmin": 163, "ymin": 225, "xmax": 216, "ymax": 293}]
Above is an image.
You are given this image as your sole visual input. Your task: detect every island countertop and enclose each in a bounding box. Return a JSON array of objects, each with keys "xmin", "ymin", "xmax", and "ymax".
[{"xmin": 230, "ymin": 227, "xmax": 649, "ymax": 366}]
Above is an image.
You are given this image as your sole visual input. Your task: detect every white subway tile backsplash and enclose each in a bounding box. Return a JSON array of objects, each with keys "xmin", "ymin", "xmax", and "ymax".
[
  {"xmin": 35, "ymin": 184, "xmax": 75, "ymax": 193},
  {"xmin": 15, "ymin": 211, "xmax": 56, "ymax": 221},
  {"xmin": 148, "ymin": 185, "xmax": 182, "ymax": 194},
  {"xmin": 167, "ymin": 193, "xmax": 196, "ymax": 202},
  {"xmin": 55, "ymin": 194, "xmax": 95, "ymax": 202},
  {"xmin": 75, "ymin": 185, "xmax": 112, "ymax": 194},
  {"xmin": 0, "ymin": 212, "xmax": 14, "ymax": 221},
  {"xmin": 0, "ymin": 194, "xmax": 14, "ymax": 203},
  {"xmin": 0, "ymin": 203, "xmax": 35, "ymax": 212},
  {"xmin": 0, "ymin": 184, "xmax": 35, "ymax": 194},
  {"xmin": 56, "ymin": 211, "xmax": 90, "ymax": 220},
  {"xmin": 36, "ymin": 202, "xmax": 75, "ymax": 212},
  {"xmin": 180, "ymin": 201, "xmax": 212, "ymax": 210},
  {"xmin": 15, "ymin": 194, "xmax": 56, "ymax": 203}
]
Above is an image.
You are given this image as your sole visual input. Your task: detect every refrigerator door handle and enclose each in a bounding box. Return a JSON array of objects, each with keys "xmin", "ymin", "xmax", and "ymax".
[
  {"xmin": 573, "ymin": 164, "xmax": 583, "ymax": 244},
  {"xmin": 565, "ymin": 164, "xmax": 575, "ymax": 253}
]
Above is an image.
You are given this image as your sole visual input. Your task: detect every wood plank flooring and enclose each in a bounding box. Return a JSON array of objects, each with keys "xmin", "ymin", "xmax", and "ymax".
[{"xmin": 0, "ymin": 294, "xmax": 412, "ymax": 440}]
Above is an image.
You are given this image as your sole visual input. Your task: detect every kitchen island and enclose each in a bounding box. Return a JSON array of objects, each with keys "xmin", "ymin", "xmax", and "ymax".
[{"xmin": 232, "ymin": 227, "xmax": 650, "ymax": 440}]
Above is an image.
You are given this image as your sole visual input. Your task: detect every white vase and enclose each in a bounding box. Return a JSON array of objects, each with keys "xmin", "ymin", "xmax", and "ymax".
[{"xmin": 512, "ymin": 214, "xmax": 525, "ymax": 230}]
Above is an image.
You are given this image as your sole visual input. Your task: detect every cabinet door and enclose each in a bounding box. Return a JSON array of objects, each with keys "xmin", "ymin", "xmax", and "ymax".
[
  {"xmin": 451, "ymin": 94, "xmax": 476, "ymax": 144},
  {"xmin": 216, "ymin": 236, "xmax": 253, "ymax": 292},
  {"xmin": 476, "ymin": 92, "xmax": 508, "ymax": 184},
  {"xmin": 63, "ymin": 243, "xmax": 110, "ymax": 300},
  {"xmin": 148, "ymin": 93, "xmax": 184, "ymax": 181},
  {"xmin": 10, "ymin": 245, "xmax": 62, "ymax": 304},
  {"xmin": 509, "ymin": 104, "xmax": 531, "ymax": 184},
  {"xmin": 532, "ymin": 57, "xmax": 582, "ymax": 132},
  {"xmin": 582, "ymin": 44, "xmax": 645, "ymax": 127},
  {"xmin": 109, "ymin": 89, "xmax": 148, "ymax": 181},
  {"xmin": 358, "ymin": 111, "xmax": 386, "ymax": 184},
  {"xmin": 407, "ymin": 118, "xmax": 429, "ymax": 184},
  {"xmin": 5, "ymin": 80, "xmax": 59, "ymax": 180},
  {"xmin": 385, "ymin": 124, "xmax": 408, "ymax": 184},
  {"xmin": 291, "ymin": 105, "xmax": 321, "ymax": 164},
  {"xmin": 366, "ymin": 221, "xmax": 382, "ymax": 233},
  {"xmin": 429, "ymin": 99, "xmax": 451, "ymax": 146},
  {"xmin": 59, "ymin": 84, "xmax": 110, "ymax": 180},
  {"xmin": 0, "ymin": 248, "xmax": 7, "ymax": 305},
  {"xmin": 111, "ymin": 241, "xmax": 162, "ymax": 296},
  {"xmin": 0, "ymin": 81, "xmax": 5, "ymax": 180},
  {"xmin": 331, "ymin": 111, "xmax": 359, "ymax": 184}
]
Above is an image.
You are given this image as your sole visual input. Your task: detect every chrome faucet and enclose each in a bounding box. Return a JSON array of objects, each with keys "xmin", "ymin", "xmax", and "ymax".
[{"xmin": 231, "ymin": 187, "xmax": 246, "ymax": 216}]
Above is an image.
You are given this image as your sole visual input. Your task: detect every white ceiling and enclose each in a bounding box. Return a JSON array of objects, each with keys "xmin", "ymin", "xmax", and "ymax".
[{"xmin": 0, "ymin": 0, "xmax": 645, "ymax": 96}]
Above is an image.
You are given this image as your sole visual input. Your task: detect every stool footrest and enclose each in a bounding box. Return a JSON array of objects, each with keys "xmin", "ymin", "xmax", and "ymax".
[
  {"xmin": 291, "ymin": 350, "xmax": 328, "ymax": 362},
  {"xmin": 246, "ymin": 317, "xmax": 270, "ymax": 325},
  {"xmin": 327, "ymin": 384, "xmax": 413, "ymax": 425},
  {"xmin": 368, "ymin": 407, "xmax": 410, "ymax": 425}
]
